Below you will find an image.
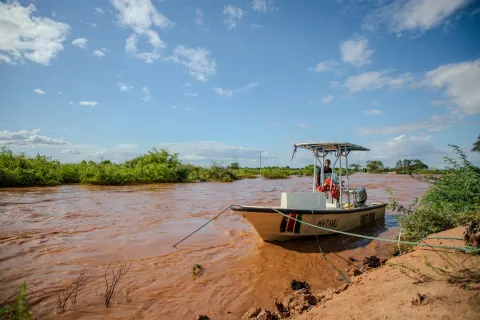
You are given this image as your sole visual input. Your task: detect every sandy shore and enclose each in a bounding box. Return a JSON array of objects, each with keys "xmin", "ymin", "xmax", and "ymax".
[
  {"xmin": 293, "ymin": 227, "xmax": 479, "ymax": 320},
  {"xmin": 243, "ymin": 226, "xmax": 479, "ymax": 320}
]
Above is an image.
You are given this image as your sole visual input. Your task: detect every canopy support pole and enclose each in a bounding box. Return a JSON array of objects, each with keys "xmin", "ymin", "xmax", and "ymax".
[{"xmin": 313, "ymin": 148, "xmax": 317, "ymax": 192}]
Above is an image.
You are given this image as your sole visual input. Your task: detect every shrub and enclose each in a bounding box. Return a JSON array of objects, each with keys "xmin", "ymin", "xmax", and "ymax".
[
  {"xmin": 261, "ymin": 168, "xmax": 290, "ymax": 179},
  {"xmin": 397, "ymin": 145, "xmax": 480, "ymax": 242}
]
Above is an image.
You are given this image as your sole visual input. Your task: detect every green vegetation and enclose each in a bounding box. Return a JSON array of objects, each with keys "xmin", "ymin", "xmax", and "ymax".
[
  {"xmin": 395, "ymin": 159, "xmax": 428, "ymax": 174},
  {"xmin": 0, "ymin": 146, "xmax": 453, "ymax": 187},
  {"xmin": 392, "ymin": 145, "xmax": 480, "ymax": 243},
  {"xmin": 0, "ymin": 282, "xmax": 32, "ymax": 320}
]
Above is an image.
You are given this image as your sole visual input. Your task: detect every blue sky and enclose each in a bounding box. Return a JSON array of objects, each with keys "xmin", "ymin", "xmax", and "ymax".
[{"xmin": 1, "ymin": 0, "xmax": 479, "ymax": 168}]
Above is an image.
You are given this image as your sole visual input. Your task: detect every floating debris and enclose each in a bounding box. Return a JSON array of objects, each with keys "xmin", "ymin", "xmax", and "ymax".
[
  {"xmin": 196, "ymin": 315, "xmax": 210, "ymax": 320},
  {"xmin": 290, "ymin": 280, "xmax": 310, "ymax": 291}
]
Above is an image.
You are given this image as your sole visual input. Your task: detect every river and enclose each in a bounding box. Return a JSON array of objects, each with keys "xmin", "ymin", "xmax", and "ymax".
[{"xmin": 0, "ymin": 174, "xmax": 429, "ymax": 319}]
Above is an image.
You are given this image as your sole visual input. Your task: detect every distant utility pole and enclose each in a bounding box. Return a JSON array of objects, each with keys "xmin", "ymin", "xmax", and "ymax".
[{"xmin": 259, "ymin": 151, "xmax": 263, "ymax": 174}]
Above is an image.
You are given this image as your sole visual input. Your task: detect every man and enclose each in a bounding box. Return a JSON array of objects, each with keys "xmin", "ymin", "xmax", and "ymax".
[{"xmin": 316, "ymin": 159, "xmax": 332, "ymax": 187}]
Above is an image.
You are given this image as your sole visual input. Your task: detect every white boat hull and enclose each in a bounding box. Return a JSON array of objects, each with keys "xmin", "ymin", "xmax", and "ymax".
[{"xmin": 231, "ymin": 204, "xmax": 387, "ymax": 241}]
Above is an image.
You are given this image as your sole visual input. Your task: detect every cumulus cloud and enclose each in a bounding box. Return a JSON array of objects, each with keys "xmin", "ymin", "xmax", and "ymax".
[
  {"xmin": 79, "ymin": 101, "xmax": 99, "ymax": 106},
  {"xmin": 182, "ymin": 81, "xmax": 192, "ymax": 88},
  {"xmin": 364, "ymin": 0, "xmax": 470, "ymax": 35},
  {"xmin": 357, "ymin": 108, "xmax": 465, "ymax": 135},
  {"xmin": 223, "ymin": 5, "xmax": 244, "ymax": 29},
  {"xmin": 0, "ymin": 129, "xmax": 66, "ymax": 146},
  {"xmin": 169, "ymin": 46, "xmax": 216, "ymax": 82},
  {"xmin": 340, "ymin": 38, "xmax": 374, "ymax": 67},
  {"xmin": 424, "ymin": 58, "xmax": 480, "ymax": 115},
  {"xmin": 252, "ymin": 0, "xmax": 277, "ymax": 13},
  {"xmin": 110, "ymin": 0, "xmax": 173, "ymax": 63},
  {"xmin": 182, "ymin": 92, "xmax": 198, "ymax": 97},
  {"xmin": 0, "ymin": 1, "xmax": 70, "ymax": 65},
  {"xmin": 118, "ymin": 82, "xmax": 133, "ymax": 92},
  {"xmin": 72, "ymin": 37, "xmax": 88, "ymax": 49},
  {"xmin": 34, "ymin": 88, "xmax": 45, "ymax": 95},
  {"xmin": 93, "ymin": 49, "xmax": 106, "ymax": 57},
  {"xmin": 141, "ymin": 86, "xmax": 151, "ymax": 101},
  {"xmin": 321, "ymin": 95, "xmax": 333, "ymax": 103},
  {"xmin": 214, "ymin": 82, "xmax": 259, "ymax": 97},
  {"xmin": 251, "ymin": 24, "xmax": 263, "ymax": 30},
  {"xmin": 363, "ymin": 109, "xmax": 384, "ymax": 115},
  {"xmin": 157, "ymin": 141, "xmax": 274, "ymax": 162},
  {"xmin": 364, "ymin": 135, "xmax": 447, "ymax": 164},
  {"xmin": 344, "ymin": 71, "xmax": 414, "ymax": 93}
]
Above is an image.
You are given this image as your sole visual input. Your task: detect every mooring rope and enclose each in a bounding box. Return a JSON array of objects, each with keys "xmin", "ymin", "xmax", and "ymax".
[
  {"xmin": 172, "ymin": 205, "xmax": 232, "ymax": 247},
  {"xmin": 310, "ymin": 210, "xmax": 351, "ymax": 284},
  {"xmin": 270, "ymin": 208, "xmax": 480, "ymax": 254}
]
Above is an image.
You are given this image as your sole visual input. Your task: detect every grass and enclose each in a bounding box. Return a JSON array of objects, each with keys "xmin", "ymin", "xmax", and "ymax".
[
  {"xmin": 0, "ymin": 282, "xmax": 32, "ymax": 320},
  {"xmin": 391, "ymin": 145, "xmax": 480, "ymax": 243}
]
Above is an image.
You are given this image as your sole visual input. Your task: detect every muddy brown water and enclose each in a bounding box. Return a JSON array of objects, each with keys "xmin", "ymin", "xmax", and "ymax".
[{"xmin": 0, "ymin": 174, "xmax": 429, "ymax": 319}]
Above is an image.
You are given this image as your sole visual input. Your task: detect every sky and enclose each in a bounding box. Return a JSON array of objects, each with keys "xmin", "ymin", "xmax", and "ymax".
[{"xmin": 1, "ymin": 0, "xmax": 480, "ymax": 169}]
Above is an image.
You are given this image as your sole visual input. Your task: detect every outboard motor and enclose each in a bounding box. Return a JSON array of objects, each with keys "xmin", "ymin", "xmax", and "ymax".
[{"xmin": 354, "ymin": 186, "xmax": 368, "ymax": 206}]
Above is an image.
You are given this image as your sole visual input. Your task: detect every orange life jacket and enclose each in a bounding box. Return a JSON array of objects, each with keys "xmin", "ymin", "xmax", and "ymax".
[{"xmin": 317, "ymin": 178, "xmax": 340, "ymax": 200}]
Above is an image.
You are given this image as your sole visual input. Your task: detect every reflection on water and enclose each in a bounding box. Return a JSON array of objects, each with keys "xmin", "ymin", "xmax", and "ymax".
[{"xmin": 0, "ymin": 174, "xmax": 429, "ymax": 319}]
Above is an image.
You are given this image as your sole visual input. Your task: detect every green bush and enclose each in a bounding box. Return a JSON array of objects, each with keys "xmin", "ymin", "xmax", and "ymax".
[
  {"xmin": 261, "ymin": 168, "xmax": 290, "ymax": 179},
  {"xmin": 398, "ymin": 145, "xmax": 480, "ymax": 242}
]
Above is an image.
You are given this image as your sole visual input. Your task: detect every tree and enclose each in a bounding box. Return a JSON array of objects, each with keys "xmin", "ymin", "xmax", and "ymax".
[
  {"xmin": 472, "ymin": 135, "xmax": 480, "ymax": 152},
  {"xmin": 349, "ymin": 164, "xmax": 361, "ymax": 172},
  {"xmin": 366, "ymin": 160, "xmax": 384, "ymax": 173},
  {"xmin": 228, "ymin": 161, "xmax": 240, "ymax": 170}
]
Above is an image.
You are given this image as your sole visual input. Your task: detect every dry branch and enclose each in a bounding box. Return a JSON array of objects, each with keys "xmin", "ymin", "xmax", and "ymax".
[
  {"xmin": 104, "ymin": 257, "xmax": 133, "ymax": 307},
  {"xmin": 57, "ymin": 267, "xmax": 88, "ymax": 311}
]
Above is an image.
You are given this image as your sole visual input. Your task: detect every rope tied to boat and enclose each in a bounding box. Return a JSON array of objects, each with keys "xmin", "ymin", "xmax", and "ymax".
[
  {"xmin": 270, "ymin": 208, "xmax": 480, "ymax": 254},
  {"xmin": 172, "ymin": 205, "xmax": 232, "ymax": 247}
]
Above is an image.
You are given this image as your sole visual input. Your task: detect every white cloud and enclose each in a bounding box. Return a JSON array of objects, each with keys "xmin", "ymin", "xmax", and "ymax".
[
  {"xmin": 363, "ymin": 109, "xmax": 383, "ymax": 115},
  {"xmin": 182, "ymin": 92, "xmax": 198, "ymax": 97},
  {"xmin": 296, "ymin": 124, "xmax": 308, "ymax": 128},
  {"xmin": 141, "ymin": 86, "xmax": 151, "ymax": 101},
  {"xmin": 357, "ymin": 108, "xmax": 465, "ymax": 135},
  {"xmin": 251, "ymin": 24, "xmax": 263, "ymax": 30},
  {"xmin": 424, "ymin": 58, "xmax": 480, "ymax": 115},
  {"xmin": 93, "ymin": 49, "xmax": 106, "ymax": 57},
  {"xmin": 91, "ymin": 23, "xmax": 97, "ymax": 28},
  {"xmin": 72, "ymin": 37, "xmax": 88, "ymax": 49},
  {"xmin": 156, "ymin": 141, "xmax": 274, "ymax": 162},
  {"xmin": 185, "ymin": 108, "xmax": 193, "ymax": 111},
  {"xmin": 340, "ymin": 38, "xmax": 374, "ymax": 67},
  {"xmin": 118, "ymin": 82, "xmax": 133, "ymax": 92},
  {"xmin": 214, "ymin": 88, "xmax": 233, "ymax": 98},
  {"xmin": 0, "ymin": 1, "xmax": 70, "ymax": 65},
  {"xmin": 171, "ymin": 105, "xmax": 177, "ymax": 109},
  {"xmin": 195, "ymin": 8, "xmax": 203, "ymax": 26},
  {"xmin": 0, "ymin": 129, "xmax": 66, "ymax": 146},
  {"xmin": 344, "ymin": 71, "xmax": 414, "ymax": 93},
  {"xmin": 34, "ymin": 88, "xmax": 45, "ymax": 95},
  {"xmin": 169, "ymin": 45, "xmax": 216, "ymax": 82},
  {"xmin": 182, "ymin": 81, "xmax": 192, "ymax": 88},
  {"xmin": 94, "ymin": 7, "xmax": 104, "ymax": 16},
  {"xmin": 214, "ymin": 82, "xmax": 259, "ymax": 98},
  {"xmin": 429, "ymin": 100, "xmax": 450, "ymax": 106},
  {"xmin": 58, "ymin": 91, "xmax": 62, "ymax": 95},
  {"xmin": 79, "ymin": 101, "xmax": 99, "ymax": 106},
  {"xmin": 252, "ymin": 0, "xmax": 277, "ymax": 13},
  {"xmin": 364, "ymin": 0, "xmax": 470, "ymax": 35},
  {"xmin": 321, "ymin": 95, "xmax": 333, "ymax": 103},
  {"xmin": 110, "ymin": 0, "xmax": 172, "ymax": 63},
  {"xmin": 61, "ymin": 149, "xmax": 82, "ymax": 155},
  {"xmin": 365, "ymin": 135, "xmax": 446, "ymax": 164},
  {"xmin": 223, "ymin": 5, "xmax": 244, "ymax": 29},
  {"xmin": 314, "ymin": 60, "xmax": 338, "ymax": 73}
]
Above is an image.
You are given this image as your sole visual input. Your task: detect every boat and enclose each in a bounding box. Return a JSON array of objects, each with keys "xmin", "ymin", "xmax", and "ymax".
[{"xmin": 231, "ymin": 142, "xmax": 387, "ymax": 241}]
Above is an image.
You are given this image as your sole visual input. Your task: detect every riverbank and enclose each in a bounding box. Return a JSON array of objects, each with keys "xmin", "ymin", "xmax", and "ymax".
[{"xmin": 242, "ymin": 226, "xmax": 479, "ymax": 320}]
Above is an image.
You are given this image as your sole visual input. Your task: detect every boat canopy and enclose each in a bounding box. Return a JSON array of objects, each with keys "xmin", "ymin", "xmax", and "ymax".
[{"xmin": 294, "ymin": 142, "xmax": 369, "ymax": 153}]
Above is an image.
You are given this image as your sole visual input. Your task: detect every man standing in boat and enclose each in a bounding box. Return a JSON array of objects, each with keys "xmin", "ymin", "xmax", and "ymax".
[{"xmin": 316, "ymin": 159, "xmax": 332, "ymax": 187}]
